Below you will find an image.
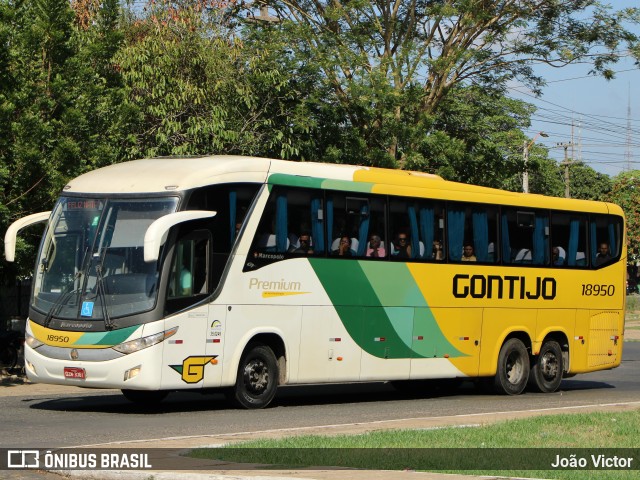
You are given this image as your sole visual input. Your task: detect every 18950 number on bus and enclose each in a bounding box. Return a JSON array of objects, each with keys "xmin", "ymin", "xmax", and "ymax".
[{"xmin": 581, "ymin": 284, "xmax": 615, "ymax": 296}]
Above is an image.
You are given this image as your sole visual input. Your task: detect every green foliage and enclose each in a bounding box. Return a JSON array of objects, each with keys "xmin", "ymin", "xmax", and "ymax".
[
  {"xmin": 565, "ymin": 163, "xmax": 612, "ymax": 200},
  {"xmin": 607, "ymin": 171, "xmax": 640, "ymax": 260},
  {"xmin": 405, "ymin": 85, "xmax": 541, "ymax": 190},
  {"xmin": 525, "ymin": 156, "xmax": 565, "ymax": 197},
  {"xmin": 0, "ymin": 0, "xmax": 125, "ymax": 282},
  {"xmin": 115, "ymin": 4, "xmax": 314, "ymax": 159}
]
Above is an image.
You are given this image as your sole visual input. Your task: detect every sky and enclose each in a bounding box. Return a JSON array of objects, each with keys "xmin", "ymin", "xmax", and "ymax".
[{"xmin": 509, "ymin": 2, "xmax": 640, "ymax": 179}]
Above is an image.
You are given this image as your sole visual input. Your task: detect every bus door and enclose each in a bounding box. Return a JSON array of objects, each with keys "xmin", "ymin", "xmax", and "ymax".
[{"xmin": 161, "ymin": 231, "xmax": 213, "ymax": 389}]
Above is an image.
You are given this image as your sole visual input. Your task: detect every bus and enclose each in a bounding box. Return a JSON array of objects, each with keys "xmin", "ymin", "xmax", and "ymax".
[{"xmin": 4, "ymin": 156, "xmax": 626, "ymax": 408}]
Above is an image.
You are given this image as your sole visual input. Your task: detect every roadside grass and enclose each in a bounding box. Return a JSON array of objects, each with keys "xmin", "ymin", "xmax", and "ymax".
[
  {"xmin": 626, "ymin": 295, "xmax": 640, "ymax": 341},
  {"xmin": 626, "ymin": 295, "xmax": 640, "ymax": 311},
  {"xmin": 190, "ymin": 410, "xmax": 640, "ymax": 480}
]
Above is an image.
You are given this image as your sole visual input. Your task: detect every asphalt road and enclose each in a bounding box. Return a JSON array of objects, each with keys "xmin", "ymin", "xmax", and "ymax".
[{"xmin": 1, "ymin": 342, "xmax": 639, "ymax": 449}]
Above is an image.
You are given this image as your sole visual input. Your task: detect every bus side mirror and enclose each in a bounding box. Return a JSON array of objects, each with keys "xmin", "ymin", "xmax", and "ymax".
[
  {"xmin": 143, "ymin": 210, "xmax": 217, "ymax": 262},
  {"xmin": 4, "ymin": 211, "xmax": 51, "ymax": 262}
]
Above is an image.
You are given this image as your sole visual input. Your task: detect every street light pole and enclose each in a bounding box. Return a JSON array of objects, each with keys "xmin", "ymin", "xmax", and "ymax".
[{"xmin": 523, "ymin": 131, "xmax": 548, "ymax": 193}]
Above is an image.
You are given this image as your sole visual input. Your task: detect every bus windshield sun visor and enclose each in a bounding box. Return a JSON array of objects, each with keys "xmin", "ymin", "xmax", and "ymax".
[{"xmin": 143, "ymin": 210, "xmax": 217, "ymax": 262}]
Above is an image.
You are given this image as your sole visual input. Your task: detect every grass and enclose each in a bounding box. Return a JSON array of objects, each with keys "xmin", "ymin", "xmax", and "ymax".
[
  {"xmin": 626, "ymin": 295, "xmax": 640, "ymax": 311},
  {"xmin": 190, "ymin": 410, "xmax": 640, "ymax": 479}
]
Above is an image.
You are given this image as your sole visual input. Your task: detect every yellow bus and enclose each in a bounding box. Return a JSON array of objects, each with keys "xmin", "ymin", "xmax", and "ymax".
[{"xmin": 4, "ymin": 156, "xmax": 626, "ymax": 408}]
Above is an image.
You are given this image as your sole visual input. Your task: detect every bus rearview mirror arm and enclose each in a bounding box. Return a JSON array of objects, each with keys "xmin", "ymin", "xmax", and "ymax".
[
  {"xmin": 4, "ymin": 211, "xmax": 51, "ymax": 262},
  {"xmin": 143, "ymin": 210, "xmax": 217, "ymax": 262}
]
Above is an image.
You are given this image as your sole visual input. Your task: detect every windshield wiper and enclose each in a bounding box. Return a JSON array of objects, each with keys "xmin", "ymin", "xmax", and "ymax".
[
  {"xmin": 43, "ymin": 272, "xmax": 82, "ymax": 328},
  {"xmin": 93, "ymin": 250, "xmax": 115, "ymax": 331}
]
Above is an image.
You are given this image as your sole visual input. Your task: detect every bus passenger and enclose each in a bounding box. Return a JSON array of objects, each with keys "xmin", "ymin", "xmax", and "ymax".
[
  {"xmin": 366, "ymin": 234, "xmax": 386, "ymax": 258},
  {"xmin": 462, "ymin": 244, "xmax": 476, "ymax": 262},
  {"xmin": 290, "ymin": 233, "xmax": 313, "ymax": 255},
  {"xmin": 332, "ymin": 236, "xmax": 353, "ymax": 257},
  {"xmin": 432, "ymin": 240, "xmax": 444, "ymax": 260},
  {"xmin": 391, "ymin": 233, "xmax": 411, "ymax": 258},
  {"xmin": 179, "ymin": 264, "xmax": 192, "ymax": 296},
  {"xmin": 553, "ymin": 246, "xmax": 565, "ymax": 266},
  {"xmin": 595, "ymin": 242, "xmax": 612, "ymax": 266}
]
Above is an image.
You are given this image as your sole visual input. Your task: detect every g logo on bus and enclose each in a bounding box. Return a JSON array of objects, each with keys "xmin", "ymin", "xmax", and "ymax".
[{"xmin": 170, "ymin": 355, "xmax": 218, "ymax": 384}]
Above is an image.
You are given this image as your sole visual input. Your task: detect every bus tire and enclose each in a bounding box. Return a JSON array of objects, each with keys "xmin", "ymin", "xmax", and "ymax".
[
  {"xmin": 121, "ymin": 389, "xmax": 168, "ymax": 404},
  {"xmin": 528, "ymin": 340, "xmax": 563, "ymax": 393},
  {"xmin": 493, "ymin": 338, "xmax": 529, "ymax": 395},
  {"xmin": 231, "ymin": 344, "xmax": 278, "ymax": 409}
]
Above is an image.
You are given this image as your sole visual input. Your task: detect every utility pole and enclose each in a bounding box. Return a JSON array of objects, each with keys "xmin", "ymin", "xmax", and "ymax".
[{"xmin": 557, "ymin": 142, "xmax": 574, "ymax": 198}]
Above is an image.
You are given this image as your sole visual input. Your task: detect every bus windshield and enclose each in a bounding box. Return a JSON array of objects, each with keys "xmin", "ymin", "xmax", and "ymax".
[{"xmin": 32, "ymin": 196, "xmax": 179, "ymax": 322}]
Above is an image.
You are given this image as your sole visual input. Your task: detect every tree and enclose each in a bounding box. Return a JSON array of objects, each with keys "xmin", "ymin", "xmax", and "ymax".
[
  {"xmin": 0, "ymin": 0, "xmax": 125, "ymax": 283},
  {"xmin": 406, "ymin": 84, "xmax": 537, "ymax": 189},
  {"xmin": 607, "ymin": 171, "xmax": 640, "ymax": 261},
  {"xmin": 0, "ymin": 0, "xmax": 76, "ymax": 282},
  {"xmin": 506, "ymin": 152, "xmax": 565, "ymax": 197},
  {"xmin": 236, "ymin": 1, "xmax": 640, "ymax": 166},
  {"xmin": 564, "ymin": 162, "xmax": 612, "ymax": 201},
  {"xmin": 115, "ymin": 1, "xmax": 315, "ymax": 159}
]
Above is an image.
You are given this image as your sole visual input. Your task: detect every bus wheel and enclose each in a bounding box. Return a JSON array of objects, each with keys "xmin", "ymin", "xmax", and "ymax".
[
  {"xmin": 528, "ymin": 341, "xmax": 563, "ymax": 393},
  {"xmin": 121, "ymin": 389, "xmax": 168, "ymax": 404},
  {"xmin": 494, "ymin": 338, "xmax": 529, "ymax": 395},
  {"xmin": 231, "ymin": 344, "xmax": 278, "ymax": 409}
]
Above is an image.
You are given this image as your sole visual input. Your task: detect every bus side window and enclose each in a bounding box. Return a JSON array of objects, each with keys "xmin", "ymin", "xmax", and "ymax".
[
  {"xmin": 251, "ymin": 188, "xmax": 291, "ymax": 255},
  {"xmin": 167, "ymin": 231, "xmax": 210, "ymax": 313},
  {"xmin": 286, "ymin": 188, "xmax": 325, "ymax": 256},
  {"xmin": 388, "ymin": 197, "xmax": 444, "ymax": 261},
  {"xmin": 448, "ymin": 203, "xmax": 497, "ymax": 263},
  {"xmin": 550, "ymin": 212, "xmax": 588, "ymax": 268},
  {"xmin": 329, "ymin": 192, "xmax": 385, "ymax": 258},
  {"xmin": 502, "ymin": 208, "xmax": 549, "ymax": 266},
  {"xmin": 590, "ymin": 214, "xmax": 623, "ymax": 268}
]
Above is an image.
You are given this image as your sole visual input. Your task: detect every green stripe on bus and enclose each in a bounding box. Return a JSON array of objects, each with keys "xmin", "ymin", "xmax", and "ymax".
[
  {"xmin": 268, "ymin": 173, "xmax": 373, "ymax": 193},
  {"xmin": 360, "ymin": 262, "xmax": 464, "ymax": 357},
  {"xmin": 80, "ymin": 325, "xmax": 140, "ymax": 346},
  {"xmin": 309, "ymin": 259, "xmax": 464, "ymax": 359},
  {"xmin": 320, "ymin": 179, "xmax": 373, "ymax": 192},
  {"xmin": 268, "ymin": 174, "xmax": 324, "ymax": 189}
]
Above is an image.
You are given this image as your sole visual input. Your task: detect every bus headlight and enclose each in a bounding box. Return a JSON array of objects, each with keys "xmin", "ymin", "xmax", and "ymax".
[
  {"xmin": 112, "ymin": 327, "xmax": 178, "ymax": 355},
  {"xmin": 25, "ymin": 332, "xmax": 44, "ymax": 349}
]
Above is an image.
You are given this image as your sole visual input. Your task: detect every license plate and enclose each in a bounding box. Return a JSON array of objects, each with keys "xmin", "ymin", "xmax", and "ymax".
[{"xmin": 64, "ymin": 367, "xmax": 86, "ymax": 380}]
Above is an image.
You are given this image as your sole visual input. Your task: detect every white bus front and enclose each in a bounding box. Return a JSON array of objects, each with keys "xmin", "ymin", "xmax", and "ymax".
[{"xmin": 14, "ymin": 195, "xmax": 223, "ymax": 401}]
